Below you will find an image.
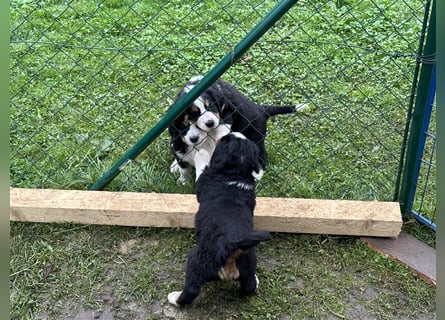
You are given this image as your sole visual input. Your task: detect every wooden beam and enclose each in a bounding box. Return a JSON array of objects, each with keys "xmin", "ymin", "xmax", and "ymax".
[{"xmin": 10, "ymin": 188, "xmax": 402, "ymax": 237}]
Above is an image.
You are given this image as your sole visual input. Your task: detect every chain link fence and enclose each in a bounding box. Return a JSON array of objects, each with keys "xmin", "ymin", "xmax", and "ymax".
[{"xmin": 11, "ymin": 0, "xmax": 431, "ymax": 206}]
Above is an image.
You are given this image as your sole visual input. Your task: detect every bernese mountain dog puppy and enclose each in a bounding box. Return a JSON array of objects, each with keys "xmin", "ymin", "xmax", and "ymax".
[
  {"xmin": 168, "ymin": 75, "xmax": 307, "ymax": 183},
  {"xmin": 168, "ymin": 132, "xmax": 271, "ymax": 307},
  {"xmin": 169, "ymin": 118, "xmax": 231, "ymax": 184},
  {"xmin": 168, "ymin": 75, "xmax": 232, "ymax": 184}
]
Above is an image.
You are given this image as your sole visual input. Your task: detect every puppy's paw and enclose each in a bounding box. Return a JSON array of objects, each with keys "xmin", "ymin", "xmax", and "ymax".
[
  {"xmin": 171, "ymin": 160, "xmax": 191, "ymax": 185},
  {"xmin": 255, "ymin": 274, "xmax": 259, "ymax": 289},
  {"xmin": 177, "ymin": 175, "xmax": 187, "ymax": 186},
  {"xmin": 218, "ymin": 265, "xmax": 240, "ymax": 281},
  {"xmin": 252, "ymin": 168, "xmax": 264, "ymax": 181},
  {"xmin": 168, "ymin": 291, "xmax": 183, "ymax": 307},
  {"xmin": 170, "ymin": 160, "xmax": 180, "ymax": 174}
]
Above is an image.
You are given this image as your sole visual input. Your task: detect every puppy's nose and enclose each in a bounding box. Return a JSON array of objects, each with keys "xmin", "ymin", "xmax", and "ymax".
[
  {"xmin": 190, "ymin": 136, "xmax": 199, "ymax": 144},
  {"xmin": 205, "ymin": 120, "xmax": 215, "ymax": 128}
]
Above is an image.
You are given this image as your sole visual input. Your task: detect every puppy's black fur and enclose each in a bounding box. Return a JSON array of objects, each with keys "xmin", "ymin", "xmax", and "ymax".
[
  {"xmin": 208, "ymin": 78, "xmax": 298, "ymax": 168},
  {"xmin": 168, "ymin": 133, "xmax": 270, "ymax": 307},
  {"xmin": 168, "ymin": 75, "xmax": 307, "ymax": 180}
]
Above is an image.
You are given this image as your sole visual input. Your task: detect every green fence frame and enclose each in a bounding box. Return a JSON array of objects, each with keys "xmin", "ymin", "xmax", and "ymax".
[{"xmin": 396, "ymin": 0, "xmax": 435, "ymax": 224}]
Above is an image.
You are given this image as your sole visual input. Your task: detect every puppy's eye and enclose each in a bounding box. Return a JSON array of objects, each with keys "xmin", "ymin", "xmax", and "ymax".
[
  {"xmin": 180, "ymin": 124, "xmax": 190, "ymax": 134},
  {"xmin": 182, "ymin": 119, "xmax": 192, "ymax": 127}
]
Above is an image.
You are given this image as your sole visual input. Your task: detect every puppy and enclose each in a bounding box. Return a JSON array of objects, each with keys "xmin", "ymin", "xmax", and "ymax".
[
  {"xmin": 168, "ymin": 75, "xmax": 233, "ymax": 184},
  {"xmin": 168, "ymin": 75, "xmax": 307, "ymax": 183},
  {"xmin": 168, "ymin": 132, "xmax": 271, "ymax": 307},
  {"xmin": 203, "ymin": 77, "xmax": 308, "ymax": 169},
  {"xmin": 169, "ymin": 119, "xmax": 231, "ymax": 184}
]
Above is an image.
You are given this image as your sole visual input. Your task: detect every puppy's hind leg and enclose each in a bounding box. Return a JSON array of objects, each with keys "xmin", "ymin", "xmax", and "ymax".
[
  {"xmin": 238, "ymin": 273, "xmax": 260, "ymax": 297},
  {"xmin": 167, "ymin": 291, "xmax": 183, "ymax": 307},
  {"xmin": 168, "ymin": 284, "xmax": 202, "ymax": 307},
  {"xmin": 168, "ymin": 247, "xmax": 205, "ymax": 307},
  {"xmin": 237, "ymin": 251, "xmax": 260, "ymax": 297}
]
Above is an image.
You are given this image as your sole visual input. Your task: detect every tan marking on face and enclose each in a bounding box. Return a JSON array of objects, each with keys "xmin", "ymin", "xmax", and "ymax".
[
  {"xmin": 182, "ymin": 115, "xmax": 191, "ymax": 127},
  {"xmin": 191, "ymin": 106, "xmax": 199, "ymax": 113}
]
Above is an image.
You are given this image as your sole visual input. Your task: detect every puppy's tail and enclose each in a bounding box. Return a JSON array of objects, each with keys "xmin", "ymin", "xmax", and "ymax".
[
  {"xmin": 218, "ymin": 231, "xmax": 271, "ymax": 263},
  {"xmin": 236, "ymin": 231, "xmax": 271, "ymax": 251},
  {"xmin": 261, "ymin": 103, "xmax": 308, "ymax": 118}
]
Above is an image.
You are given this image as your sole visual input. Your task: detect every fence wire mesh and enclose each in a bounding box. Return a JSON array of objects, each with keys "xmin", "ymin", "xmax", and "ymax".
[{"xmin": 10, "ymin": 0, "xmax": 428, "ymax": 203}]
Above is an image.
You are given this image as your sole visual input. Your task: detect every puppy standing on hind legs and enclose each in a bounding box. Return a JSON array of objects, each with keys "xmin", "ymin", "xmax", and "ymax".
[{"xmin": 168, "ymin": 132, "xmax": 270, "ymax": 307}]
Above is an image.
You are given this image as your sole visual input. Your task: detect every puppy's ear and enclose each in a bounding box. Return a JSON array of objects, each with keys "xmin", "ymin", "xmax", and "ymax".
[
  {"xmin": 244, "ymin": 139, "xmax": 261, "ymax": 173},
  {"xmin": 168, "ymin": 120, "xmax": 186, "ymax": 153},
  {"xmin": 220, "ymin": 103, "xmax": 234, "ymax": 126},
  {"xmin": 208, "ymin": 134, "xmax": 238, "ymax": 172},
  {"xmin": 208, "ymin": 136, "xmax": 231, "ymax": 171},
  {"xmin": 168, "ymin": 125, "xmax": 179, "ymax": 146}
]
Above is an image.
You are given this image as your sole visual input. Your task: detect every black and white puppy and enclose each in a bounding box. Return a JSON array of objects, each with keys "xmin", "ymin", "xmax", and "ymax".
[
  {"xmin": 168, "ymin": 75, "xmax": 307, "ymax": 183},
  {"xmin": 168, "ymin": 75, "xmax": 231, "ymax": 184},
  {"xmin": 169, "ymin": 119, "xmax": 231, "ymax": 184},
  {"xmin": 168, "ymin": 132, "xmax": 271, "ymax": 307}
]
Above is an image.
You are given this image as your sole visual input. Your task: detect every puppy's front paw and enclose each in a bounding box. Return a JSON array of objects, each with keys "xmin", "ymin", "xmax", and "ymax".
[
  {"xmin": 170, "ymin": 160, "xmax": 180, "ymax": 174},
  {"xmin": 218, "ymin": 265, "xmax": 240, "ymax": 281},
  {"xmin": 252, "ymin": 168, "xmax": 264, "ymax": 181},
  {"xmin": 171, "ymin": 160, "xmax": 191, "ymax": 185},
  {"xmin": 177, "ymin": 175, "xmax": 187, "ymax": 185},
  {"xmin": 168, "ymin": 291, "xmax": 183, "ymax": 307}
]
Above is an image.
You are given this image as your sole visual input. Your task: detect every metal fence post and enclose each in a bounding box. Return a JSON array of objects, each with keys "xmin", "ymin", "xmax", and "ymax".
[
  {"xmin": 398, "ymin": 0, "xmax": 436, "ymax": 218},
  {"xmin": 393, "ymin": 0, "xmax": 432, "ymax": 202}
]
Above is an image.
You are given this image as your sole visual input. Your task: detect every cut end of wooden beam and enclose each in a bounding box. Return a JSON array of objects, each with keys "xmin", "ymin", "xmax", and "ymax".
[{"xmin": 10, "ymin": 188, "xmax": 402, "ymax": 237}]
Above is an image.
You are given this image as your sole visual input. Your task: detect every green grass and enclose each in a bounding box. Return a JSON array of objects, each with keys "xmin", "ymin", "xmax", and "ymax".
[
  {"xmin": 10, "ymin": 0, "xmax": 436, "ymax": 319},
  {"xmin": 10, "ymin": 223, "xmax": 436, "ymax": 320}
]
